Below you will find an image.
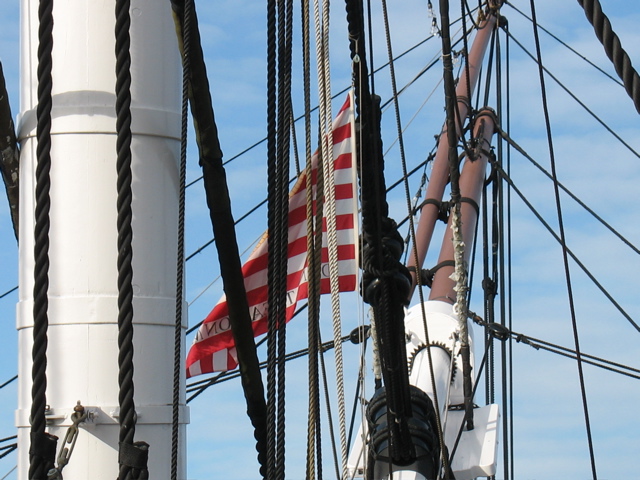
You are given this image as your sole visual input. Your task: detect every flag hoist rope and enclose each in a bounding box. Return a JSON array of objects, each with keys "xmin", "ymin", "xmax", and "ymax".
[{"xmin": 313, "ymin": 0, "xmax": 349, "ymax": 475}]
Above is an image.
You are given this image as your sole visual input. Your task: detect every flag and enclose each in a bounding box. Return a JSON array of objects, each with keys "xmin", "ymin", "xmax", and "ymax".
[{"xmin": 186, "ymin": 93, "xmax": 357, "ymax": 377}]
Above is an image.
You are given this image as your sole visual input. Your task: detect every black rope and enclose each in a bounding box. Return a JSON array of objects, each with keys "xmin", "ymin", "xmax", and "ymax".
[
  {"xmin": 265, "ymin": 0, "xmax": 281, "ymax": 476},
  {"xmin": 114, "ymin": 0, "xmax": 146, "ymax": 478},
  {"xmin": 505, "ymin": 23, "xmax": 516, "ymax": 479},
  {"xmin": 300, "ymin": 0, "xmax": 320, "ymax": 475},
  {"xmin": 494, "ymin": 23, "xmax": 510, "ymax": 480},
  {"xmin": 170, "ymin": 0, "xmax": 192, "ymax": 477},
  {"xmin": 0, "ymin": 375, "xmax": 17, "ymax": 389},
  {"xmin": 576, "ymin": 0, "xmax": 640, "ymax": 114},
  {"xmin": 468, "ymin": 313, "xmax": 640, "ymax": 380},
  {"xmin": 502, "ymin": 28, "xmax": 640, "ymax": 160},
  {"xmin": 491, "ymin": 158, "xmax": 640, "ymax": 334},
  {"xmin": 274, "ymin": 0, "xmax": 293, "ymax": 476},
  {"xmin": 505, "ymin": 1, "xmax": 623, "ymax": 89},
  {"xmin": 186, "ymin": 335, "xmax": 352, "ymax": 399},
  {"xmin": 170, "ymin": 0, "xmax": 269, "ymax": 475},
  {"xmin": 497, "ymin": 127, "xmax": 639, "ymax": 255},
  {"xmin": 29, "ymin": 0, "xmax": 58, "ymax": 478},
  {"xmin": 0, "ymin": 444, "xmax": 17, "ymax": 460},
  {"xmin": 535, "ymin": 5, "xmax": 596, "ymax": 475},
  {"xmin": 318, "ymin": 330, "xmax": 341, "ymax": 480},
  {"xmin": 440, "ymin": 0, "xmax": 475, "ymax": 453}
]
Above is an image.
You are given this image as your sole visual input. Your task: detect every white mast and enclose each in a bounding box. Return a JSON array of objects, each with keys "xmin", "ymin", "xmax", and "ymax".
[{"xmin": 16, "ymin": 1, "xmax": 187, "ymax": 478}]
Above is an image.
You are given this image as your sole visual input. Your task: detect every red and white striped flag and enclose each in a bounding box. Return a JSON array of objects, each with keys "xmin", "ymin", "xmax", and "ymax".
[{"xmin": 186, "ymin": 93, "xmax": 357, "ymax": 377}]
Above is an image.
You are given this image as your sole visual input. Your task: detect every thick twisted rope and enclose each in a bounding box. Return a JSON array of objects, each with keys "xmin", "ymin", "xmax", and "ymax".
[
  {"xmin": 577, "ymin": 0, "xmax": 640, "ymax": 114},
  {"xmin": 265, "ymin": 0, "xmax": 285, "ymax": 476},
  {"xmin": 29, "ymin": 1, "xmax": 57, "ymax": 478},
  {"xmin": 115, "ymin": 1, "xmax": 143, "ymax": 478}
]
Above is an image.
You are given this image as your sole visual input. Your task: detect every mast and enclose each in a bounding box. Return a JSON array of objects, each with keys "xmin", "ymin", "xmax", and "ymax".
[{"xmin": 16, "ymin": 1, "xmax": 187, "ymax": 479}]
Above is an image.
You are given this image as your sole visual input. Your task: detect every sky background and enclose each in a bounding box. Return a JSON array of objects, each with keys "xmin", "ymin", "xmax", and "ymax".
[{"xmin": 0, "ymin": 0, "xmax": 639, "ymax": 479}]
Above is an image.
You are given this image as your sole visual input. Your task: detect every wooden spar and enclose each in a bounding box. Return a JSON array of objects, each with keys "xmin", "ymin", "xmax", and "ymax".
[{"xmin": 407, "ymin": 13, "xmax": 496, "ymax": 299}]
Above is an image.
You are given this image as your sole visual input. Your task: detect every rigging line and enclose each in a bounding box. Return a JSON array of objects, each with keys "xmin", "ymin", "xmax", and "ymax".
[
  {"xmin": 0, "ymin": 286, "xmax": 17, "ymax": 299},
  {"xmin": 510, "ymin": 333, "xmax": 640, "ymax": 379},
  {"xmin": 491, "ymin": 161, "xmax": 640, "ymax": 334},
  {"xmin": 497, "ymin": 128, "xmax": 640, "ymax": 255},
  {"xmin": 0, "ymin": 376, "xmax": 17, "ymax": 390},
  {"xmin": 469, "ymin": 308, "xmax": 640, "ymax": 378},
  {"xmin": 0, "ymin": 443, "xmax": 18, "ymax": 462},
  {"xmin": 504, "ymin": 22, "xmax": 515, "ymax": 480},
  {"xmin": 504, "ymin": 0, "xmax": 623, "ymax": 88},
  {"xmin": 447, "ymin": 337, "xmax": 490, "ymax": 467},
  {"xmin": 379, "ymin": 22, "xmax": 469, "ymax": 113},
  {"xmin": 533, "ymin": 7, "xmax": 592, "ymax": 472},
  {"xmin": 187, "ymin": 238, "xmax": 260, "ymax": 309},
  {"xmin": 30, "ymin": 0, "xmax": 57, "ymax": 478},
  {"xmin": 115, "ymin": 0, "xmax": 147, "ymax": 477},
  {"xmin": 318, "ymin": 328, "xmax": 342, "ymax": 480},
  {"xmin": 460, "ymin": 0, "xmax": 475, "ymax": 156},
  {"xmin": 503, "ymin": 29, "xmax": 640, "ymax": 160},
  {"xmin": 576, "ymin": 0, "xmax": 640, "ymax": 114},
  {"xmin": 517, "ymin": 342, "xmax": 640, "ymax": 380},
  {"xmin": 171, "ymin": 0, "xmax": 192, "ymax": 477},
  {"xmin": 0, "ymin": 466, "xmax": 16, "ymax": 480},
  {"xmin": 494, "ymin": 25, "xmax": 510, "ymax": 480},
  {"xmin": 302, "ymin": 1, "xmax": 320, "ymax": 475},
  {"xmin": 441, "ymin": 0, "xmax": 475, "ymax": 447},
  {"xmin": 186, "ymin": 334, "xmax": 351, "ymax": 400},
  {"xmin": 413, "ymin": 0, "xmax": 459, "ymax": 475},
  {"xmin": 183, "ymin": 29, "xmax": 444, "ymax": 188}
]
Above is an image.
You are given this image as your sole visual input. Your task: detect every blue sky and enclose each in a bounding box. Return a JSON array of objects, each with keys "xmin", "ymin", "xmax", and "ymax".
[{"xmin": 0, "ymin": 1, "xmax": 639, "ymax": 479}]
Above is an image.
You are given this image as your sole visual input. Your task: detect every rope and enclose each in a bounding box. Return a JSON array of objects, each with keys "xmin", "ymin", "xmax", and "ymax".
[
  {"xmin": 494, "ymin": 137, "xmax": 640, "ymax": 333},
  {"xmin": 301, "ymin": 0, "xmax": 322, "ymax": 477},
  {"xmin": 533, "ymin": 4, "xmax": 597, "ymax": 476},
  {"xmin": 438, "ymin": 0, "xmax": 471, "ymax": 468},
  {"xmin": 576, "ymin": 0, "xmax": 640, "ymax": 114},
  {"xmin": 171, "ymin": 0, "xmax": 192, "ymax": 477},
  {"xmin": 494, "ymin": 24, "xmax": 511, "ymax": 480},
  {"xmin": 265, "ymin": 0, "xmax": 278, "ymax": 474},
  {"xmin": 314, "ymin": 0, "xmax": 348, "ymax": 473},
  {"xmin": 29, "ymin": 0, "xmax": 58, "ymax": 478},
  {"xmin": 505, "ymin": 1, "xmax": 622, "ymax": 88},
  {"xmin": 170, "ymin": 2, "xmax": 269, "ymax": 474},
  {"xmin": 274, "ymin": 0, "xmax": 294, "ymax": 476},
  {"xmin": 502, "ymin": 28, "xmax": 640, "ymax": 159},
  {"xmin": 114, "ymin": 0, "xmax": 147, "ymax": 478}
]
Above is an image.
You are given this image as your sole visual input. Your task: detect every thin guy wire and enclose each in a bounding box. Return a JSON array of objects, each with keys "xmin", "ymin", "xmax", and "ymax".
[{"xmin": 528, "ymin": 7, "xmax": 593, "ymax": 471}]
